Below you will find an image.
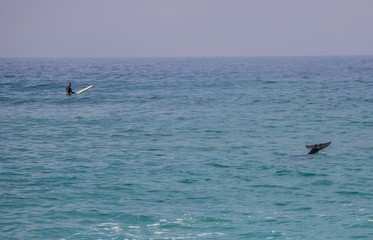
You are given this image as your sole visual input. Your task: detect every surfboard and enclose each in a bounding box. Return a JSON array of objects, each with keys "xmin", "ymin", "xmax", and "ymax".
[{"xmin": 76, "ymin": 85, "xmax": 94, "ymax": 94}]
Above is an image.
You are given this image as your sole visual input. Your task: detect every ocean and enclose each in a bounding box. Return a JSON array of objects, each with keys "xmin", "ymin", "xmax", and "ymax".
[{"xmin": 1, "ymin": 56, "xmax": 372, "ymax": 239}]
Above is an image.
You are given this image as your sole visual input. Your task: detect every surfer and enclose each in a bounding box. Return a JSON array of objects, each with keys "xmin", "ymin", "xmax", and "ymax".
[
  {"xmin": 306, "ymin": 141, "xmax": 331, "ymax": 154},
  {"xmin": 66, "ymin": 83, "xmax": 75, "ymax": 95}
]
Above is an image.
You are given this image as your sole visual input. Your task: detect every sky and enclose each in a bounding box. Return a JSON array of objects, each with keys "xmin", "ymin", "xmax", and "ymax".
[{"xmin": 1, "ymin": 0, "xmax": 373, "ymax": 58}]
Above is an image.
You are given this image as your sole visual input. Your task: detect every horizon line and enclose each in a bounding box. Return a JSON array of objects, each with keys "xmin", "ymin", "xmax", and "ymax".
[{"xmin": 1, "ymin": 54, "xmax": 373, "ymax": 59}]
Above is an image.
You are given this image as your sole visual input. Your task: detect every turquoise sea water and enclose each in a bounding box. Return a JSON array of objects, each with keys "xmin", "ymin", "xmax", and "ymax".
[{"xmin": 1, "ymin": 57, "xmax": 372, "ymax": 239}]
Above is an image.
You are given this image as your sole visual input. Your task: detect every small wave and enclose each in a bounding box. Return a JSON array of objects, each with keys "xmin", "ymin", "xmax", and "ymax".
[
  {"xmin": 93, "ymin": 222, "xmax": 123, "ymax": 233},
  {"xmin": 197, "ymin": 232, "xmax": 225, "ymax": 237},
  {"xmin": 251, "ymin": 184, "xmax": 282, "ymax": 189},
  {"xmin": 146, "ymin": 223, "xmax": 160, "ymax": 227},
  {"xmin": 312, "ymin": 180, "xmax": 334, "ymax": 186},
  {"xmin": 128, "ymin": 225, "xmax": 140, "ymax": 229},
  {"xmin": 178, "ymin": 179, "xmax": 198, "ymax": 184},
  {"xmin": 4, "ymin": 74, "xmax": 17, "ymax": 78},
  {"xmin": 264, "ymin": 80, "xmax": 277, "ymax": 84},
  {"xmin": 206, "ymin": 162, "xmax": 231, "ymax": 168},
  {"xmin": 336, "ymin": 191, "xmax": 372, "ymax": 197},
  {"xmin": 200, "ymin": 216, "xmax": 231, "ymax": 223},
  {"xmin": 272, "ymin": 152, "xmax": 288, "ymax": 156},
  {"xmin": 273, "ymin": 202, "xmax": 290, "ymax": 206},
  {"xmin": 288, "ymin": 206, "xmax": 313, "ymax": 211},
  {"xmin": 297, "ymin": 171, "xmax": 328, "ymax": 177},
  {"xmin": 275, "ymin": 169, "xmax": 292, "ymax": 176}
]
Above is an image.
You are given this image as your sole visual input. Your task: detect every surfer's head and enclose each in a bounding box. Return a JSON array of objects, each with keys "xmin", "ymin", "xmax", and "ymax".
[{"xmin": 67, "ymin": 83, "xmax": 71, "ymax": 87}]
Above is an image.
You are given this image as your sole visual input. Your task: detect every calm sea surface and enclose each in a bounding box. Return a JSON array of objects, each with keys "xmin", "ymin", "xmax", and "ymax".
[{"xmin": 1, "ymin": 57, "xmax": 372, "ymax": 239}]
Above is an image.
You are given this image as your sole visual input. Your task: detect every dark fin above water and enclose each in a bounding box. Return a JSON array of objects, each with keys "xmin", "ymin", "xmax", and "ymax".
[{"xmin": 306, "ymin": 141, "xmax": 331, "ymax": 154}]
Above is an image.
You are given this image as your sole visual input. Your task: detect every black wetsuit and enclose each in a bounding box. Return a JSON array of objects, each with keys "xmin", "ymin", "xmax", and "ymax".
[{"xmin": 66, "ymin": 86, "xmax": 74, "ymax": 95}]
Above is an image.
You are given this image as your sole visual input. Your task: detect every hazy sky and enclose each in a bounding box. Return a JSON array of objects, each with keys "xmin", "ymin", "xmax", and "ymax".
[{"xmin": 1, "ymin": 0, "xmax": 373, "ymax": 58}]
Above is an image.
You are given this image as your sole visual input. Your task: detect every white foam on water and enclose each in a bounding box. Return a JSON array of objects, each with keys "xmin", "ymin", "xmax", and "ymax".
[
  {"xmin": 128, "ymin": 225, "xmax": 140, "ymax": 229},
  {"xmin": 147, "ymin": 223, "xmax": 160, "ymax": 227}
]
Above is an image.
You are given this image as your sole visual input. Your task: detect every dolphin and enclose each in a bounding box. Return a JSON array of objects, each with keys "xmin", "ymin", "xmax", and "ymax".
[{"xmin": 306, "ymin": 141, "xmax": 331, "ymax": 154}]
